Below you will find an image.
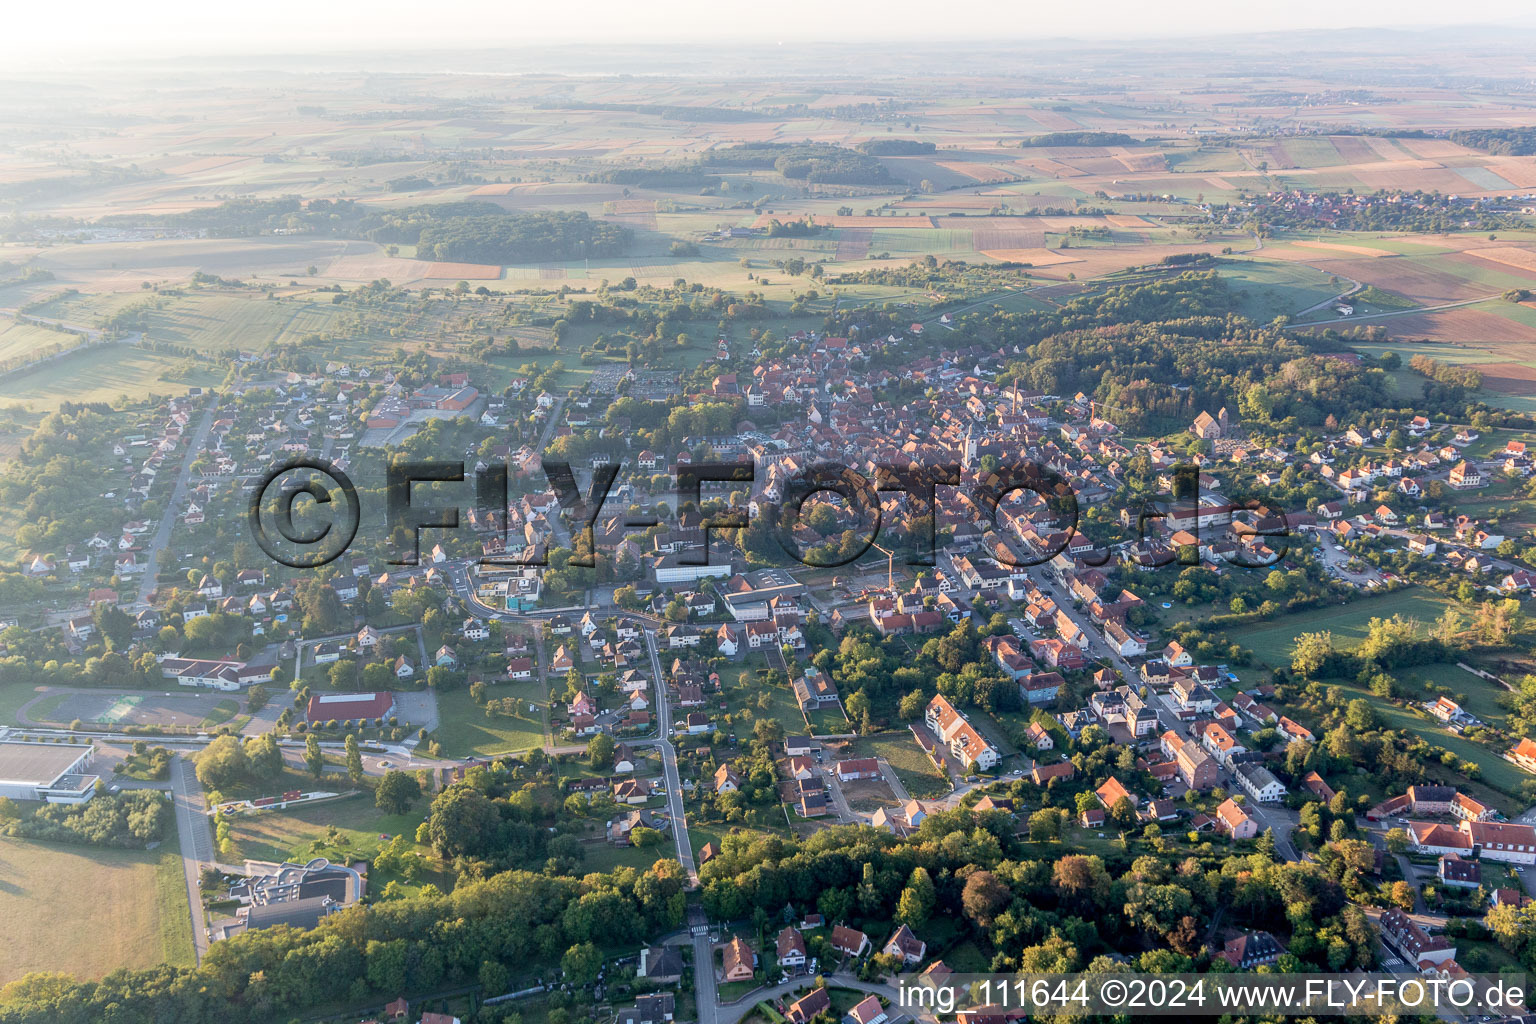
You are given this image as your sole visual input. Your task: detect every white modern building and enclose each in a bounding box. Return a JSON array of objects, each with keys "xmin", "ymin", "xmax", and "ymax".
[{"xmin": 0, "ymin": 738, "xmax": 99, "ymax": 803}]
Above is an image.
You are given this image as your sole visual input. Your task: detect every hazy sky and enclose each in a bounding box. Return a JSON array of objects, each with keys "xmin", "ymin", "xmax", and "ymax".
[{"xmin": 6, "ymin": 0, "xmax": 1536, "ymax": 63}]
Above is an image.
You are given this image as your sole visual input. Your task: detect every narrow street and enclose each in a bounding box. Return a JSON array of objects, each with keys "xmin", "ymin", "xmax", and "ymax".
[
  {"xmin": 642, "ymin": 623, "xmax": 697, "ymax": 884},
  {"xmin": 136, "ymin": 395, "xmax": 220, "ymax": 606}
]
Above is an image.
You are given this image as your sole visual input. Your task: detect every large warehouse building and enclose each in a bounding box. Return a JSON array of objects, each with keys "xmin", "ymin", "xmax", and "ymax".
[
  {"xmin": 305, "ymin": 691, "xmax": 396, "ymax": 725},
  {"xmin": 0, "ymin": 738, "xmax": 99, "ymax": 803}
]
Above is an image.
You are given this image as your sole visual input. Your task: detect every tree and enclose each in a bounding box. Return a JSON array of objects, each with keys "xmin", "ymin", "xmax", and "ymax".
[
  {"xmin": 1344, "ymin": 698, "xmax": 1377, "ymax": 731},
  {"xmin": 1384, "ymin": 827, "xmax": 1409, "ymax": 855},
  {"xmin": 895, "ymin": 867, "xmax": 935, "ymax": 927},
  {"xmin": 193, "ymin": 735, "xmax": 248, "ymax": 789},
  {"xmin": 376, "ymin": 770, "xmax": 421, "ymax": 815},
  {"xmin": 1028, "ymin": 807, "xmax": 1062, "ymax": 842},
  {"xmin": 898, "ymin": 689, "xmax": 927, "ymax": 720},
  {"xmin": 1052, "ymin": 854, "xmax": 1111, "ymax": 906},
  {"xmin": 345, "ymin": 734, "xmax": 364, "ymax": 783},
  {"xmin": 304, "ymin": 733, "xmax": 324, "ymax": 778},
  {"xmin": 561, "ymin": 942, "xmax": 603, "ymax": 985},
  {"xmin": 427, "ymin": 786, "xmax": 501, "ymax": 859},
  {"xmin": 961, "ymin": 870, "xmax": 1010, "ymax": 928},
  {"xmin": 588, "ymin": 733, "xmax": 616, "ymax": 770}
]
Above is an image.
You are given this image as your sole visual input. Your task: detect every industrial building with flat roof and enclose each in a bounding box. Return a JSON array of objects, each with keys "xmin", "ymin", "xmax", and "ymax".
[{"xmin": 0, "ymin": 738, "xmax": 99, "ymax": 803}]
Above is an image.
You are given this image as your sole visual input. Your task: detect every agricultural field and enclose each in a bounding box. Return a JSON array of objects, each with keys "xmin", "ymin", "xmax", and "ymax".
[
  {"xmin": 0, "ymin": 342, "xmax": 223, "ymax": 409},
  {"xmin": 0, "ymin": 837, "xmax": 194, "ymax": 986}
]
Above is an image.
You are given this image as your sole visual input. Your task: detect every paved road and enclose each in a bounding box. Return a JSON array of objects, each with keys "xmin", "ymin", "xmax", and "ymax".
[
  {"xmin": 714, "ymin": 973, "xmax": 905, "ymax": 1024},
  {"xmin": 169, "ymin": 756, "xmax": 215, "ymax": 961},
  {"xmin": 137, "ymin": 395, "xmax": 220, "ymax": 606},
  {"xmin": 687, "ymin": 906, "xmax": 719, "ymax": 1024},
  {"xmin": 1285, "ymin": 293, "xmax": 1501, "ymax": 330},
  {"xmin": 535, "ymin": 397, "xmax": 566, "ymax": 452},
  {"xmin": 642, "ymin": 625, "xmax": 698, "ymax": 884}
]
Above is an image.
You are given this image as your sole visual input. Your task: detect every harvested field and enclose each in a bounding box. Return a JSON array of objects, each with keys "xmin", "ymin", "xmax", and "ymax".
[
  {"xmin": 1383, "ymin": 307, "xmax": 1536, "ymax": 345},
  {"xmin": 1326, "ymin": 257, "xmax": 1490, "ymax": 304},
  {"xmin": 1104, "ymin": 214, "xmax": 1153, "ymax": 228},
  {"xmin": 877, "ymin": 157, "xmax": 976, "ymax": 188},
  {"xmin": 421, "ymin": 262, "xmax": 503, "ymax": 280},
  {"xmin": 1329, "ymin": 136, "xmax": 1385, "ymax": 163},
  {"xmin": 1355, "ymin": 166, "xmax": 1484, "ymax": 192},
  {"xmin": 1205, "ymin": 175, "xmax": 1238, "ymax": 191},
  {"xmin": 970, "ymin": 224, "xmax": 1046, "ymax": 250},
  {"xmin": 1063, "ymin": 157, "xmax": 1134, "ymax": 175},
  {"xmin": 324, "ymin": 252, "xmax": 450, "ymax": 283},
  {"xmin": 1477, "ymin": 362, "xmax": 1536, "ymax": 394},
  {"xmin": 1015, "ymin": 157, "xmax": 1076, "ymax": 177},
  {"xmin": 752, "ymin": 213, "xmax": 935, "ymax": 230},
  {"xmin": 1465, "ymin": 247, "xmax": 1536, "ymax": 274},
  {"xmin": 894, "ymin": 196, "xmax": 996, "ymax": 209},
  {"xmin": 164, "ymin": 155, "xmax": 251, "ymax": 175},
  {"xmin": 1489, "ymin": 161, "xmax": 1536, "ymax": 189},
  {"xmin": 977, "ymin": 248, "xmax": 1082, "ymax": 265},
  {"xmin": 1116, "ymin": 152, "xmax": 1167, "ymax": 172},
  {"xmin": 1363, "ymin": 137, "xmax": 1410, "ymax": 160},
  {"xmin": 1397, "ymin": 138, "xmax": 1476, "ymax": 160},
  {"xmin": 835, "ymin": 228, "xmax": 872, "ymax": 260},
  {"xmin": 1292, "ymin": 240, "xmax": 1391, "ymax": 257},
  {"xmin": 936, "ymin": 161, "xmax": 1015, "ymax": 182}
]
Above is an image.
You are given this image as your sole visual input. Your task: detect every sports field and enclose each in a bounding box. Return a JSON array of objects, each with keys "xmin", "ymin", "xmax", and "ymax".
[{"xmin": 0, "ymin": 837, "xmax": 194, "ymax": 985}]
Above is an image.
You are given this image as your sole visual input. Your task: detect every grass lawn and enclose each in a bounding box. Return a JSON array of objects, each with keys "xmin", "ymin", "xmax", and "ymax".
[
  {"xmin": 727, "ymin": 679, "xmax": 807, "ymax": 737},
  {"xmin": 0, "ymin": 836, "xmax": 195, "ymax": 985},
  {"xmin": 852, "ymin": 732, "xmax": 950, "ymax": 799},
  {"xmin": 579, "ymin": 841, "xmax": 673, "ymax": 874},
  {"xmin": 0, "ymin": 682, "xmax": 49, "ymax": 727},
  {"xmin": 1394, "ymin": 662, "xmax": 1511, "ymax": 727},
  {"xmin": 202, "ymin": 698, "xmax": 240, "ymax": 727},
  {"xmin": 434, "ymin": 681, "xmax": 547, "ymax": 757},
  {"xmin": 806, "ymin": 706, "xmax": 850, "ymax": 736},
  {"xmin": 718, "ymin": 980, "xmax": 761, "ymax": 1003},
  {"xmin": 1315, "ymin": 676, "xmax": 1528, "ymax": 798},
  {"xmin": 1230, "ymin": 589, "xmax": 1455, "ymax": 669}
]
